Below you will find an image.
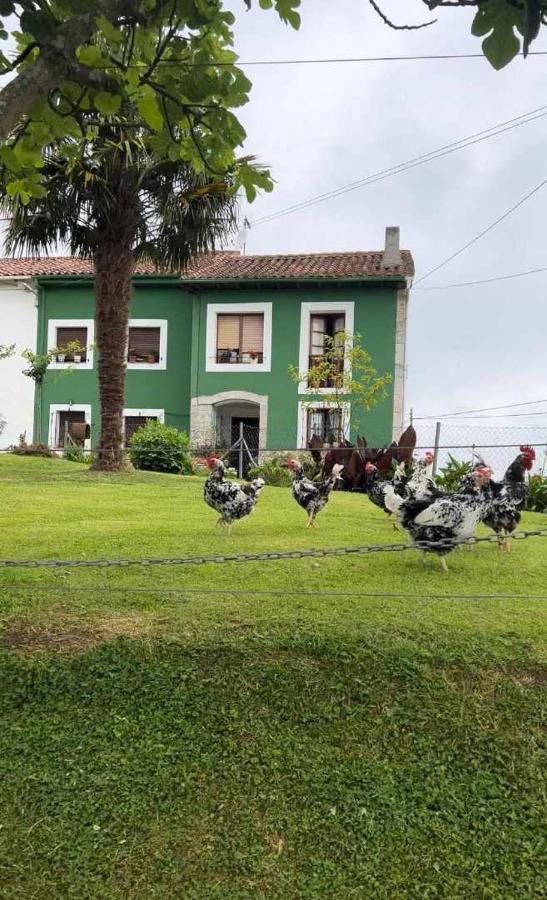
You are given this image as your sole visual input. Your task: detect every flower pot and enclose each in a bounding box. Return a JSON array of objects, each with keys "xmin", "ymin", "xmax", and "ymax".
[
  {"xmin": 147, "ymin": 355, "xmax": 156, "ymax": 364},
  {"xmin": 57, "ymin": 353, "xmax": 66, "ymax": 363},
  {"xmin": 73, "ymin": 355, "xmax": 82, "ymax": 364},
  {"xmin": 250, "ymin": 357, "xmax": 258, "ymax": 365},
  {"xmin": 129, "ymin": 355, "xmax": 137, "ymax": 363}
]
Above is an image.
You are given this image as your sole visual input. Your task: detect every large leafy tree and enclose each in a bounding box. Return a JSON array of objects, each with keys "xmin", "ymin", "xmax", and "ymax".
[
  {"xmin": 2, "ymin": 126, "xmax": 240, "ymax": 469},
  {"xmin": 0, "ymin": 0, "xmax": 301, "ymax": 198},
  {"xmin": 369, "ymin": 1, "xmax": 547, "ymax": 70}
]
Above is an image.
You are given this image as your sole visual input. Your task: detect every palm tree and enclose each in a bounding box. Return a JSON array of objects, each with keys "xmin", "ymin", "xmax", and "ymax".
[{"xmin": 2, "ymin": 124, "xmax": 238, "ymax": 470}]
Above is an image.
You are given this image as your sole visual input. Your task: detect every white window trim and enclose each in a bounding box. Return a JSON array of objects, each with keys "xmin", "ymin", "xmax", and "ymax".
[
  {"xmin": 297, "ymin": 400, "xmax": 351, "ymax": 449},
  {"xmin": 127, "ymin": 319, "xmax": 168, "ymax": 371},
  {"xmin": 47, "ymin": 319, "xmax": 95, "ymax": 371},
  {"xmin": 205, "ymin": 302, "xmax": 272, "ymax": 373},
  {"xmin": 48, "ymin": 403, "xmax": 92, "ymax": 450},
  {"xmin": 298, "ymin": 301, "xmax": 354, "ymax": 395}
]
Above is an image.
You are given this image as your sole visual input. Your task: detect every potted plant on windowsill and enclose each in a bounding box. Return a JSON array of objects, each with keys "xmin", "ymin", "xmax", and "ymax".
[
  {"xmin": 128, "ymin": 349, "xmax": 138, "ymax": 363},
  {"xmin": 249, "ymin": 350, "xmax": 259, "ymax": 365},
  {"xmin": 56, "ymin": 352, "xmax": 66, "ymax": 363},
  {"xmin": 147, "ymin": 349, "xmax": 158, "ymax": 364}
]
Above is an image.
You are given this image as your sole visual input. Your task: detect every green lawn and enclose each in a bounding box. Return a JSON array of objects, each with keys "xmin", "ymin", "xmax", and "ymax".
[{"xmin": 0, "ymin": 455, "xmax": 545, "ymax": 899}]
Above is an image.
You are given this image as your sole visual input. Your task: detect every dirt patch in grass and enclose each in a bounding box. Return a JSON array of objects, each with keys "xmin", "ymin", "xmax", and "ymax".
[{"xmin": 1, "ymin": 615, "xmax": 147, "ymax": 654}]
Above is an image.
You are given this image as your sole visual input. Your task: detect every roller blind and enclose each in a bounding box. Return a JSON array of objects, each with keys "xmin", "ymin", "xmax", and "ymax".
[
  {"xmin": 128, "ymin": 327, "xmax": 160, "ymax": 357},
  {"xmin": 241, "ymin": 315, "xmax": 263, "ymax": 353},
  {"xmin": 217, "ymin": 315, "xmax": 240, "ymax": 350}
]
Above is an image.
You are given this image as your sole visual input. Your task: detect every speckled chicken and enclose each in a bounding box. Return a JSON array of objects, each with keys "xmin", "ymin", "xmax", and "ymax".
[
  {"xmin": 286, "ymin": 459, "xmax": 343, "ymax": 527},
  {"xmin": 204, "ymin": 457, "xmax": 265, "ymax": 531},
  {"xmin": 385, "ymin": 466, "xmax": 492, "ymax": 571},
  {"xmin": 480, "ymin": 446, "xmax": 536, "ymax": 551}
]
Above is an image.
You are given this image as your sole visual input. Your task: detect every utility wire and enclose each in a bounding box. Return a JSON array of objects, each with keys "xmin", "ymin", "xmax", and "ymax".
[
  {"xmin": 412, "ymin": 264, "xmax": 547, "ymax": 290},
  {"xmin": 89, "ymin": 50, "xmax": 547, "ymax": 68},
  {"xmin": 251, "ymin": 106, "xmax": 547, "ymax": 226},
  {"xmin": 413, "ymin": 399, "xmax": 547, "ymax": 420},
  {"xmin": 414, "ymin": 178, "xmax": 547, "ymax": 284}
]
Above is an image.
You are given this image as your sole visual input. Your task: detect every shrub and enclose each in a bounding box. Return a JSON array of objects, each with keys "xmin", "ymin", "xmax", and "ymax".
[
  {"xmin": 527, "ymin": 474, "xmax": 547, "ymax": 512},
  {"xmin": 248, "ymin": 453, "xmax": 318, "ymax": 487},
  {"xmin": 63, "ymin": 445, "xmax": 88, "ymax": 464},
  {"xmin": 12, "ymin": 441, "xmax": 52, "ymax": 457},
  {"xmin": 128, "ymin": 421, "xmax": 192, "ymax": 474},
  {"xmin": 435, "ymin": 454, "xmax": 472, "ymax": 492}
]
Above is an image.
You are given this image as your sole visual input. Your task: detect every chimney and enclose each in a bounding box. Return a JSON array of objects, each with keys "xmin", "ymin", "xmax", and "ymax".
[{"xmin": 382, "ymin": 226, "xmax": 402, "ymax": 268}]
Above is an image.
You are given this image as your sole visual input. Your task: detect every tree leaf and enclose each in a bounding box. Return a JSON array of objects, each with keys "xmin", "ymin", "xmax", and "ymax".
[
  {"xmin": 94, "ymin": 91, "xmax": 121, "ymax": 115},
  {"xmin": 471, "ymin": 0, "xmax": 523, "ymax": 69},
  {"xmin": 137, "ymin": 88, "xmax": 164, "ymax": 131},
  {"xmin": 76, "ymin": 44, "xmax": 105, "ymax": 68}
]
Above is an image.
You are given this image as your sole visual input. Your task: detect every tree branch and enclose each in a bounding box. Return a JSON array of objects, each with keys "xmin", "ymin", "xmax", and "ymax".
[{"xmin": 368, "ymin": 0, "xmax": 436, "ymax": 30}]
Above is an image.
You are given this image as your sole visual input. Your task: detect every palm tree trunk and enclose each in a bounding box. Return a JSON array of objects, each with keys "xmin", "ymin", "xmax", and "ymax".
[{"xmin": 92, "ymin": 239, "xmax": 134, "ymax": 472}]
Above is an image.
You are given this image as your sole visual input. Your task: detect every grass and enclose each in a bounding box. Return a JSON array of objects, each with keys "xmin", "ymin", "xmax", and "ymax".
[{"xmin": 0, "ymin": 454, "xmax": 545, "ymax": 899}]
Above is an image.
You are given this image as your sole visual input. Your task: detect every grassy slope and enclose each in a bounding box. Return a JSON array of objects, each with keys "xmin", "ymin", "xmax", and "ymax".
[{"xmin": 0, "ymin": 456, "xmax": 545, "ymax": 899}]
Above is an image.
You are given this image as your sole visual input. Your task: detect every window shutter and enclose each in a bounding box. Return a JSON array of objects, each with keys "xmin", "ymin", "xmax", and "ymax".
[
  {"xmin": 217, "ymin": 315, "xmax": 240, "ymax": 351},
  {"xmin": 241, "ymin": 315, "xmax": 264, "ymax": 353},
  {"xmin": 128, "ymin": 328, "xmax": 160, "ymax": 357}
]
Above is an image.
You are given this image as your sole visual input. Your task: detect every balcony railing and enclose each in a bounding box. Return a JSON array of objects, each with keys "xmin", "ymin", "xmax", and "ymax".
[{"xmin": 216, "ymin": 349, "xmax": 264, "ymax": 364}]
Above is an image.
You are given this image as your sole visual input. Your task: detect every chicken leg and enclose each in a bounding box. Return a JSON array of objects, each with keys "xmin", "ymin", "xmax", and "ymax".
[{"xmin": 439, "ymin": 556, "xmax": 448, "ymax": 573}]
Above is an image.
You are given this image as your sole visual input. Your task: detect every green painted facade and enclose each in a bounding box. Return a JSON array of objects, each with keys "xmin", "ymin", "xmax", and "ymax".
[{"xmin": 35, "ymin": 275, "xmax": 404, "ymax": 449}]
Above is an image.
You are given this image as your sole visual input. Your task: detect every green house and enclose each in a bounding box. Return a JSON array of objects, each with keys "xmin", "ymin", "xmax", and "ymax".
[{"xmin": 4, "ymin": 227, "xmax": 413, "ymax": 454}]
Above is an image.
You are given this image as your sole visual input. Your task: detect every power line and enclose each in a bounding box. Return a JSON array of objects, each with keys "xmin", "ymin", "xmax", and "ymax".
[
  {"xmin": 413, "ymin": 399, "xmax": 547, "ymax": 420},
  {"xmin": 90, "ymin": 50, "xmax": 547, "ymax": 68},
  {"xmin": 251, "ymin": 105, "xmax": 547, "ymax": 226},
  {"xmin": 412, "ymin": 264, "xmax": 547, "ymax": 290},
  {"xmin": 414, "ymin": 178, "xmax": 547, "ymax": 284}
]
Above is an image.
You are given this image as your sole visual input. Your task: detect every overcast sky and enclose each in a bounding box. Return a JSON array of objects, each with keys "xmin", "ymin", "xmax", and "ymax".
[
  {"xmin": 227, "ymin": 0, "xmax": 547, "ymax": 454},
  {"xmin": 1, "ymin": 1, "xmax": 546, "ymax": 459}
]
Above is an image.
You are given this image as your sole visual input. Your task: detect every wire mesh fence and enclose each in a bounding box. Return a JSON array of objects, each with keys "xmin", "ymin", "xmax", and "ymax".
[{"xmin": 412, "ymin": 421, "xmax": 547, "ymax": 477}]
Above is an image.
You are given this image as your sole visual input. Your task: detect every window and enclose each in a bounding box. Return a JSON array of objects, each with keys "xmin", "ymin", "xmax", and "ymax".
[
  {"xmin": 309, "ymin": 313, "xmax": 345, "ymax": 388},
  {"xmin": 48, "ymin": 404, "xmax": 92, "ymax": 450},
  {"xmin": 128, "ymin": 327, "xmax": 160, "ymax": 364},
  {"xmin": 298, "ymin": 302, "xmax": 354, "ymax": 393},
  {"xmin": 206, "ymin": 303, "xmax": 272, "ymax": 373},
  {"xmin": 127, "ymin": 320, "xmax": 167, "ymax": 369},
  {"xmin": 123, "ymin": 409, "xmax": 164, "ymax": 445},
  {"xmin": 306, "ymin": 408, "xmax": 342, "ymax": 445},
  {"xmin": 56, "ymin": 327, "xmax": 88, "ymax": 363},
  {"xmin": 47, "ymin": 320, "xmax": 94, "ymax": 370},
  {"xmin": 297, "ymin": 400, "xmax": 350, "ymax": 449},
  {"xmin": 216, "ymin": 314, "xmax": 264, "ymax": 364},
  {"xmin": 124, "ymin": 415, "xmax": 157, "ymax": 443},
  {"xmin": 57, "ymin": 410, "xmax": 86, "ymax": 447}
]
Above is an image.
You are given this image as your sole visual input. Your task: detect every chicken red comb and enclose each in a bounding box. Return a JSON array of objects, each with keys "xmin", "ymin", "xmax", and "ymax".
[{"xmin": 520, "ymin": 445, "xmax": 536, "ymax": 458}]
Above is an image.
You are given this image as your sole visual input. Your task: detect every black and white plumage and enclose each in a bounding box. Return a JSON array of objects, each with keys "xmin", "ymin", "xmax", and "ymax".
[
  {"xmin": 287, "ymin": 459, "xmax": 343, "ymax": 527},
  {"xmin": 204, "ymin": 458, "xmax": 265, "ymax": 530},
  {"xmin": 480, "ymin": 447, "xmax": 535, "ymax": 551},
  {"xmin": 385, "ymin": 467, "xmax": 492, "ymax": 571},
  {"xmin": 363, "ymin": 462, "xmax": 399, "ymax": 515}
]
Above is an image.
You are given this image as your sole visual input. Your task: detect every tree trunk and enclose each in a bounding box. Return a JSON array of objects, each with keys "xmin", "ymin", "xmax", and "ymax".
[{"xmin": 92, "ymin": 241, "xmax": 134, "ymax": 472}]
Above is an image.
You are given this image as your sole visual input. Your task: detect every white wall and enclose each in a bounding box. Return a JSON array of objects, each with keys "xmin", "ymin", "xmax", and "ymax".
[{"xmin": 0, "ymin": 283, "xmax": 37, "ymax": 448}]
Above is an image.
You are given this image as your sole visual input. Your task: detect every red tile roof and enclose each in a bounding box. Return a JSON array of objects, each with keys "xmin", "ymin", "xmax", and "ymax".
[{"xmin": 0, "ymin": 249, "xmax": 414, "ymax": 281}]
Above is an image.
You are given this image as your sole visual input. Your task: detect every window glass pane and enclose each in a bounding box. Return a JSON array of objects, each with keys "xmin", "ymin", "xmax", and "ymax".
[{"xmin": 128, "ymin": 327, "xmax": 160, "ymax": 360}]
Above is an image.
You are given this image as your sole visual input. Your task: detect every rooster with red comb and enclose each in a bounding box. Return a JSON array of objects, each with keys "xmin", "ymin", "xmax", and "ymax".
[{"xmin": 479, "ymin": 446, "xmax": 536, "ymax": 552}]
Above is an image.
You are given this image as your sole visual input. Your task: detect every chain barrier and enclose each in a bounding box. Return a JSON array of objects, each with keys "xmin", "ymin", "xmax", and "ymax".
[{"xmin": 1, "ymin": 529, "xmax": 546, "ymax": 570}]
